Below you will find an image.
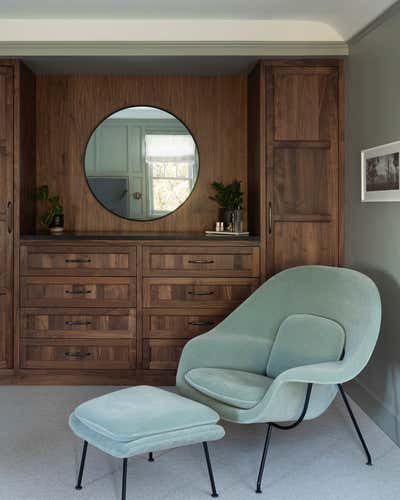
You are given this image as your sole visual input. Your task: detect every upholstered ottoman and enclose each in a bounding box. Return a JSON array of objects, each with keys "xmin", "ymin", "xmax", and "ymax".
[{"xmin": 69, "ymin": 386, "xmax": 225, "ymax": 499}]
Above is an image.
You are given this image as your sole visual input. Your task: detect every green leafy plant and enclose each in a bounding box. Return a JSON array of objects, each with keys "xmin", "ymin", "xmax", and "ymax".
[
  {"xmin": 209, "ymin": 180, "xmax": 243, "ymax": 210},
  {"xmin": 36, "ymin": 185, "xmax": 63, "ymax": 228}
]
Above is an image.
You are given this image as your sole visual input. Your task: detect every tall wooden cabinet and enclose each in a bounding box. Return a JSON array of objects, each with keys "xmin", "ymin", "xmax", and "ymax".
[
  {"xmin": 248, "ymin": 60, "xmax": 343, "ymax": 280},
  {"xmin": 0, "ymin": 66, "xmax": 13, "ymax": 369}
]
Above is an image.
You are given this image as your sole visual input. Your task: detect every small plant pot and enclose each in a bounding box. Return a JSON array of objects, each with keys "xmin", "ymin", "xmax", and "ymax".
[{"xmin": 49, "ymin": 214, "xmax": 64, "ymax": 234}]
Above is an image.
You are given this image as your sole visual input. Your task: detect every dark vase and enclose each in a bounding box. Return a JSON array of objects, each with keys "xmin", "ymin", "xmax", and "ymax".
[
  {"xmin": 220, "ymin": 208, "xmax": 243, "ymax": 232},
  {"xmin": 49, "ymin": 213, "xmax": 64, "ymax": 234}
]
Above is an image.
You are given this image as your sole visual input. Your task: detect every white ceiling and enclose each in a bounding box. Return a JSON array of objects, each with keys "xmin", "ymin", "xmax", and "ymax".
[{"xmin": 0, "ymin": 0, "xmax": 396, "ymax": 40}]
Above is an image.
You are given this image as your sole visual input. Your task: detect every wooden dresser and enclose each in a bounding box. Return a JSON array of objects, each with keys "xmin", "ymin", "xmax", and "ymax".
[{"xmin": 17, "ymin": 236, "xmax": 260, "ymax": 384}]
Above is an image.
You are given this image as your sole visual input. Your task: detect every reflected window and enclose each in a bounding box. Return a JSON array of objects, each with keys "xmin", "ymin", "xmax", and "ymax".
[{"xmin": 145, "ymin": 134, "xmax": 196, "ymax": 215}]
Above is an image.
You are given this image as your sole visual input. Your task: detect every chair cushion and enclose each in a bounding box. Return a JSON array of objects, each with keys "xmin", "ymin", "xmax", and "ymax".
[
  {"xmin": 266, "ymin": 313, "xmax": 345, "ymax": 378},
  {"xmin": 185, "ymin": 368, "xmax": 273, "ymax": 409},
  {"xmin": 73, "ymin": 386, "xmax": 220, "ymax": 442}
]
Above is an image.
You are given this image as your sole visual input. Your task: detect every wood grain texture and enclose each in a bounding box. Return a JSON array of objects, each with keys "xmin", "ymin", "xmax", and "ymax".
[
  {"xmin": 142, "ymin": 338, "xmax": 187, "ymax": 370},
  {"xmin": 0, "ymin": 64, "xmax": 14, "ymax": 370},
  {"xmin": 143, "ymin": 308, "xmax": 227, "ymax": 339},
  {"xmin": 274, "ymin": 148, "xmax": 331, "ymax": 217},
  {"xmin": 247, "ymin": 64, "xmax": 267, "ymax": 280},
  {"xmin": 274, "ymin": 222, "xmax": 335, "ymax": 272},
  {"xmin": 21, "ymin": 338, "xmax": 136, "ymax": 369},
  {"xmin": 35, "ymin": 74, "xmax": 247, "ymax": 233},
  {"xmin": 0, "ymin": 290, "xmax": 12, "ymax": 368},
  {"xmin": 21, "ymin": 245, "xmax": 136, "ymax": 276},
  {"xmin": 143, "ymin": 277, "xmax": 258, "ymax": 308},
  {"xmin": 262, "ymin": 60, "xmax": 342, "ymax": 275},
  {"xmin": 0, "ymin": 66, "xmax": 13, "ymax": 290},
  {"xmin": 21, "ymin": 276, "xmax": 136, "ymax": 308},
  {"xmin": 142, "ymin": 245, "xmax": 259, "ymax": 277},
  {"xmin": 21, "ymin": 308, "xmax": 136, "ymax": 339}
]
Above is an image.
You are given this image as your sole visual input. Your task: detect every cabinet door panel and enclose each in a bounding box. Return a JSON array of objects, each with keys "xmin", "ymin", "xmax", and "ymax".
[
  {"xmin": 274, "ymin": 67, "xmax": 337, "ymax": 141},
  {"xmin": 0, "ymin": 67, "xmax": 13, "ymax": 290},
  {"xmin": 0, "ymin": 290, "xmax": 12, "ymax": 369},
  {"xmin": 267, "ymin": 64, "xmax": 340, "ymax": 276}
]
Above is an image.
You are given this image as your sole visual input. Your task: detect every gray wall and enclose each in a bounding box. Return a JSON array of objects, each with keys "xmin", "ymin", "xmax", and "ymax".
[{"xmin": 345, "ymin": 2, "xmax": 400, "ymax": 445}]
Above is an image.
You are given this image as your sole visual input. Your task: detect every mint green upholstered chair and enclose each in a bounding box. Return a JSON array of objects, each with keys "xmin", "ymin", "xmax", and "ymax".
[{"xmin": 177, "ymin": 265, "xmax": 381, "ymax": 493}]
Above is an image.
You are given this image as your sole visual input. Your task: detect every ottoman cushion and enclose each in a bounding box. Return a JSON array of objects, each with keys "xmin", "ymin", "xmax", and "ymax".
[
  {"xmin": 71, "ymin": 386, "xmax": 223, "ymax": 448},
  {"xmin": 69, "ymin": 413, "xmax": 224, "ymax": 459}
]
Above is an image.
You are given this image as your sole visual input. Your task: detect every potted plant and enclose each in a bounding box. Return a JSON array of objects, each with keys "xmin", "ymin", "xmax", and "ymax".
[
  {"xmin": 210, "ymin": 180, "xmax": 243, "ymax": 231},
  {"xmin": 36, "ymin": 185, "xmax": 64, "ymax": 234}
]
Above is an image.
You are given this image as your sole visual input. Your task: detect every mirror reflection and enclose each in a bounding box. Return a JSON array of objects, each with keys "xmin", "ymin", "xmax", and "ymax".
[{"xmin": 84, "ymin": 106, "xmax": 199, "ymax": 220}]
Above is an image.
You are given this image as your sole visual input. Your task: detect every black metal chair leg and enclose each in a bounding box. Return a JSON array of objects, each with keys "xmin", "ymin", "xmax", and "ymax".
[
  {"xmin": 203, "ymin": 442, "xmax": 219, "ymax": 498},
  {"xmin": 256, "ymin": 423, "xmax": 272, "ymax": 494},
  {"xmin": 338, "ymin": 384, "xmax": 372, "ymax": 465},
  {"xmin": 148, "ymin": 452, "xmax": 154, "ymax": 462},
  {"xmin": 121, "ymin": 458, "xmax": 128, "ymax": 500},
  {"xmin": 75, "ymin": 440, "xmax": 88, "ymax": 490}
]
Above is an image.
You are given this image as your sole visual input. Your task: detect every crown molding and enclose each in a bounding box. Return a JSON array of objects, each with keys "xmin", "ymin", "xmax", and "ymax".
[
  {"xmin": 0, "ymin": 41, "xmax": 348, "ymax": 57},
  {"xmin": 349, "ymin": 0, "xmax": 400, "ymax": 45}
]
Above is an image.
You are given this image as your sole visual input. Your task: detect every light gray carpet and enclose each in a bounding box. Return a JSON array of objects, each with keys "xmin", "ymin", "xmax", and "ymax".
[{"xmin": 0, "ymin": 386, "xmax": 398, "ymax": 500}]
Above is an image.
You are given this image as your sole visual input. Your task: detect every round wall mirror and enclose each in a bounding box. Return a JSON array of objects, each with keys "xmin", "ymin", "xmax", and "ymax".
[{"xmin": 84, "ymin": 106, "xmax": 199, "ymax": 221}]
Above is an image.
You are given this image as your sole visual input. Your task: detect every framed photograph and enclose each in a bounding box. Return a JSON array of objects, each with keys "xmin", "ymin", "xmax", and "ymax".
[{"xmin": 361, "ymin": 141, "xmax": 400, "ymax": 201}]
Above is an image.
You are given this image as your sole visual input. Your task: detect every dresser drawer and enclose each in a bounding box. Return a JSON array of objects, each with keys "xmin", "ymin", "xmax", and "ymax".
[
  {"xmin": 21, "ymin": 277, "xmax": 136, "ymax": 308},
  {"xmin": 20, "ymin": 245, "xmax": 136, "ymax": 276},
  {"xmin": 143, "ymin": 308, "xmax": 227, "ymax": 339},
  {"xmin": 143, "ymin": 278, "xmax": 258, "ymax": 308},
  {"xmin": 143, "ymin": 339, "xmax": 187, "ymax": 370},
  {"xmin": 21, "ymin": 308, "xmax": 136, "ymax": 339},
  {"xmin": 143, "ymin": 246, "xmax": 259, "ymax": 277},
  {"xmin": 21, "ymin": 339, "xmax": 136, "ymax": 369}
]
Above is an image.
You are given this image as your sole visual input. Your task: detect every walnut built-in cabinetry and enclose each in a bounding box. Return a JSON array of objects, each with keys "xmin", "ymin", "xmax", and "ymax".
[
  {"xmin": 19, "ymin": 238, "xmax": 260, "ymax": 384},
  {"xmin": 0, "ymin": 57, "xmax": 343, "ymax": 385}
]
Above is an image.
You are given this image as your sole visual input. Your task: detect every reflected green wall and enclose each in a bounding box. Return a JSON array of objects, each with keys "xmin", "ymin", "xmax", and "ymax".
[{"xmin": 345, "ymin": 1, "xmax": 400, "ymax": 445}]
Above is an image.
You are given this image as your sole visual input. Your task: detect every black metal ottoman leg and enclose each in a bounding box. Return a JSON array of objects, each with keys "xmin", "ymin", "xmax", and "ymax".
[
  {"xmin": 148, "ymin": 452, "xmax": 154, "ymax": 462},
  {"xmin": 203, "ymin": 442, "xmax": 218, "ymax": 498},
  {"xmin": 122, "ymin": 458, "xmax": 128, "ymax": 500},
  {"xmin": 75, "ymin": 440, "xmax": 88, "ymax": 490}
]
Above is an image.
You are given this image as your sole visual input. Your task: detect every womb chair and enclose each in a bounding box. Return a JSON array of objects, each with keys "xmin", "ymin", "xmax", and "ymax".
[{"xmin": 177, "ymin": 265, "xmax": 381, "ymax": 493}]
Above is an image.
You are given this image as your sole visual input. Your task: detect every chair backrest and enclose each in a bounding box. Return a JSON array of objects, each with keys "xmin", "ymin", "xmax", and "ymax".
[{"xmin": 213, "ymin": 265, "xmax": 381, "ymax": 380}]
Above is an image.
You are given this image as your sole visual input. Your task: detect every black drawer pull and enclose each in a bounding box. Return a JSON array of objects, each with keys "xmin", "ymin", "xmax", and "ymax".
[
  {"xmin": 65, "ymin": 258, "xmax": 91, "ymax": 264},
  {"xmin": 188, "ymin": 260, "xmax": 214, "ymax": 264},
  {"xmin": 188, "ymin": 320, "xmax": 215, "ymax": 326},
  {"xmin": 64, "ymin": 351, "xmax": 91, "ymax": 359},
  {"xmin": 188, "ymin": 291, "xmax": 214, "ymax": 296},
  {"xmin": 64, "ymin": 321, "xmax": 92, "ymax": 326},
  {"xmin": 65, "ymin": 290, "xmax": 92, "ymax": 295}
]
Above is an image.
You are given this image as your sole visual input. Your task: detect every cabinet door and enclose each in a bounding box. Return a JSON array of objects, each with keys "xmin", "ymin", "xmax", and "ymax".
[
  {"xmin": 0, "ymin": 66, "xmax": 13, "ymax": 289},
  {"xmin": 0, "ymin": 66, "xmax": 13, "ymax": 369},
  {"xmin": 266, "ymin": 65, "xmax": 341, "ymax": 275}
]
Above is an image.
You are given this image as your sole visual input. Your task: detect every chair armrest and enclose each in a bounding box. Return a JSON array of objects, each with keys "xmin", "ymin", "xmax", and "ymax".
[{"xmin": 274, "ymin": 360, "xmax": 349, "ymax": 386}]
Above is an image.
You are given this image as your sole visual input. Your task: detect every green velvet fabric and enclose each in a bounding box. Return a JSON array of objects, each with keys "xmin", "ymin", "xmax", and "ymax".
[
  {"xmin": 266, "ymin": 314, "xmax": 345, "ymax": 378},
  {"xmin": 177, "ymin": 265, "xmax": 381, "ymax": 424},
  {"xmin": 73, "ymin": 386, "xmax": 221, "ymax": 442},
  {"xmin": 69, "ymin": 414, "xmax": 225, "ymax": 459},
  {"xmin": 185, "ymin": 368, "xmax": 273, "ymax": 409}
]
